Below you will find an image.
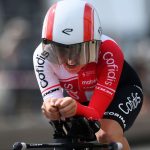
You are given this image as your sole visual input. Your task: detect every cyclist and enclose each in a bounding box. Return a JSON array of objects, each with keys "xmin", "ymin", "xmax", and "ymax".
[{"xmin": 33, "ymin": 0, "xmax": 143, "ymax": 149}]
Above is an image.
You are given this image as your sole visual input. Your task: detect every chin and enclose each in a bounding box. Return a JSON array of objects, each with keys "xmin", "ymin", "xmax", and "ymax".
[{"xmin": 64, "ymin": 64, "xmax": 84, "ymax": 73}]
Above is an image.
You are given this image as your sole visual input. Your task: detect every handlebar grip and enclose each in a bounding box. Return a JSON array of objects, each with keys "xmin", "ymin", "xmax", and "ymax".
[{"xmin": 13, "ymin": 142, "xmax": 27, "ymax": 150}]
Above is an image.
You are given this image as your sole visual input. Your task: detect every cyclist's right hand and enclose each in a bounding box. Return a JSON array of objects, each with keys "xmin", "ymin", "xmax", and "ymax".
[{"xmin": 41, "ymin": 98, "xmax": 61, "ymax": 120}]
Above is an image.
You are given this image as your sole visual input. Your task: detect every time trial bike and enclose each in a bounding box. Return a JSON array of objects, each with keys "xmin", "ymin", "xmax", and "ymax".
[{"xmin": 12, "ymin": 116, "xmax": 123, "ymax": 150}]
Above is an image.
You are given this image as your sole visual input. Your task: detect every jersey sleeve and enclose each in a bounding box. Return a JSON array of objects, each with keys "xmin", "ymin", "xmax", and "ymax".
[
  {"xmin": 76, "ymin": 39, "xmax": 124, "ymax": 120},
  {"xmin": 89, "ymin": 39, "xmax": 124, "ymax": 118},
  {"xmin": 33, "ymin": 43, "xmax": 63, "ymax": 100}
]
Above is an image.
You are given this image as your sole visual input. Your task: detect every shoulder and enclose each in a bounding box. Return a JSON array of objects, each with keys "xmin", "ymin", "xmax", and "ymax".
[
  {"xmin": 101, "ymin": 34, "xmax": 119, "ymax": 46},
  {"xmin": 100, "ymin": 34, "xmax": 123, "ymax": 54},
  {"xmin": 33, "ymin": 43, "xmax": 43, "ymax": 59},
  {"xmin": 98, "ymin": 34, "xmax": 124, "ymax": 63},
  {"xmin": 101, "ymin": 34, "xmax": 116, "ymax": 42},
  {"xmin": 33, "ymin": 43, "xmax": 51, "ymax": 65}
]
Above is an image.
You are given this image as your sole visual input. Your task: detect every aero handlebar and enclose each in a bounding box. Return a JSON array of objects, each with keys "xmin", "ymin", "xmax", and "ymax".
[{"xmin": 13, "ymin": 141, "xmax": 123, "ymax": 150}]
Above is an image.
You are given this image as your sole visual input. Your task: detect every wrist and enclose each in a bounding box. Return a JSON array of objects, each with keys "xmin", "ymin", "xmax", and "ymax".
[{"xmin": 75, "ymin": 101, "xmax": 100, "ymax": 120}]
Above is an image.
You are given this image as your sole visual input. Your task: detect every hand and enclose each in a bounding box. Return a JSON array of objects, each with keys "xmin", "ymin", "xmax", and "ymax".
[
  {"xmin": 41, "ymin": 98, "xmax": 61, "ymax": 120},
  {"xmin": 55, "ymin": 97, "xmax": 77, "ymax": 118}
]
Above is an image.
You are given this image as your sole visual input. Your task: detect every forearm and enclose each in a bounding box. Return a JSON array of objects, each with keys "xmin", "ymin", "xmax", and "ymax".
[
  {"xmin": 76, "ymin": 91, "xmax": 113, "ymax": 120},
  {"xmin": 76, "ymin": 102, "xmax": 100, "ymax": 120}
]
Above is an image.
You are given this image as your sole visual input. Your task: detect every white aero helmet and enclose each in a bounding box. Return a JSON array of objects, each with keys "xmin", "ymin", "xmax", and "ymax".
[{"xmin": 42, "ymin": 0, "xmax": 102, "ymax": 66}]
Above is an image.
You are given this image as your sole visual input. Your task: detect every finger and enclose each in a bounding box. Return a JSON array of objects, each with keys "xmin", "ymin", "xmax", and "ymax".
[
  {"xmin": 59, "ymin": 102, "xmax": 75, "ymax": 113},
  {"xmin": 59, "ymin": 102, "xmax": 76, "ymax": 117},
  {"xmin": 49, "ymin": 112, "xmax": 61, "ymax": 120},
  {"xmin": 42, "ymin": 109, "xmax": 61, "ymax": 120},
  {"xmin": 50, "ymin": 98, "xmax": 57, "ymax": 106},
  {"xmin": 42, "ymin": 108, "xmax": 50, "ymax": 119},
  {"xmin": 43, "ymin": 100, "xmax": 59, "ymax": 112},
  {"xmin": 44, "ymin": 98, "xmax": 57, "ymax": 106},
  {"xmin": 61, "ymin": 108, "xmax": 76, "ymax": 118},
  {"xmin": 47, "ymin": 105, "xmax": 58, "ymax": 113},
  {"xmin": 59, "ymin": 97, "xmax": 73, "ymax": 108},
  {"xmin": 41, "ymin": 101, "xmax": 61, "ymax": 120},
  {"xmin": 54, "ymin": 98, "xmax": 63, "ymax": 107}
]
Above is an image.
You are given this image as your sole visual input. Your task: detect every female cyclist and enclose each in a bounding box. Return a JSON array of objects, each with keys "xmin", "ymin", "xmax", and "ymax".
[{"xmin": 33, "ymin": 0, "xmax": 143, "ymax": 149}]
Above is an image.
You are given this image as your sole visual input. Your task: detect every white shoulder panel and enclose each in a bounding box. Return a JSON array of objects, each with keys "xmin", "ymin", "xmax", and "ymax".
[
  {"xmin": 101, "ymin": 34, "xmax": 116, "ymax": 43},
  {"xmin": 33, "ymin": 43, "xmax": 64, "ymax": 100}
]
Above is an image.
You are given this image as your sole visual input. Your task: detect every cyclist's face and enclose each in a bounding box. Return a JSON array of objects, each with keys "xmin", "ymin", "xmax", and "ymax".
[
  {"xmin": 43, "ymin": 40, "xmax": 100, "ymax": 73},
  {"xmin": 57, "ymin": 44, "xmax": 81, "ymax": 66},
  {"xmin": 64, "ymin": 63, "xmax": 85, "ymax": 73},
  {"xmin": 62, "ymin": 49, "xmax": 84, "ymax": 73}
]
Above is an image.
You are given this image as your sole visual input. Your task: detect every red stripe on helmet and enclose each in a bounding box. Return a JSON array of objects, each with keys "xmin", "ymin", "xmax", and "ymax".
[
  {"xmin": 84, "ymin": 4, "xmax": 94, "ymax": 41},
  {"xmin": 43, "ymin": 3, "xmax": 57, "ymax": 40}
]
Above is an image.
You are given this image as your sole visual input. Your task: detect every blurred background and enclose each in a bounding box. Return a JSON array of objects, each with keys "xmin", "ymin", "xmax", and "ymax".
[{"xmin": 0, "ymin": 0, "xmax": 150, "ymax": 149}]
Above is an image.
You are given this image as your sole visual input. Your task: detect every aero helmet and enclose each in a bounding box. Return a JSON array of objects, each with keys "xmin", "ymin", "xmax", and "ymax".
[{"xmin": 42, "ymin": 0, "xmax": 102, "ymax": 67}]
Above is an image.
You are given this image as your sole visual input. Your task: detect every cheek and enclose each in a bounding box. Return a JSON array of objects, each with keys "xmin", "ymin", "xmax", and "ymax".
[{"xmin": 58, "ymin": 56, "xmax": 68, "ymax": 64}]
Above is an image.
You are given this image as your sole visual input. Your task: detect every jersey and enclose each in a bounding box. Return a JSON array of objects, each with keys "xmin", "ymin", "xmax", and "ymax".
[{"xmin": 33, "ymin": 34, "xmax": 124, "ymax": 120}]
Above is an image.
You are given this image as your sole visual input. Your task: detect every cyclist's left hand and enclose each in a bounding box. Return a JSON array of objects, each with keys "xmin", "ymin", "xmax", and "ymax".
[{"xmin": 55, "ymin": 97, "xmax": 77, "ymax": 118}]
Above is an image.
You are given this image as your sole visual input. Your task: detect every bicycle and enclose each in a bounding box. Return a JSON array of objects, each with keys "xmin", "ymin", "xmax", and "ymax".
[{"xmin": 12, "ymin": 116, "xmax": 123, "ymax": 150}]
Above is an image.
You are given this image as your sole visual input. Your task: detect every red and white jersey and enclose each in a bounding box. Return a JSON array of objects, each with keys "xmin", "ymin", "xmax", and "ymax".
[{"xmin": 33, "ymin": 35, "xmax": 124, "ymax": 120}]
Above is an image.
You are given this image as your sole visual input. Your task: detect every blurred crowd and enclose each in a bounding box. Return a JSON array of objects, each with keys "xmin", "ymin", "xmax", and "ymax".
[
  {"xmin": 0, "ymin": 0, "xmax": 46, "ymax": 118},
  {"xmin": 0, "ymin": 0, "xmax": 150, "ymax": 122}
]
